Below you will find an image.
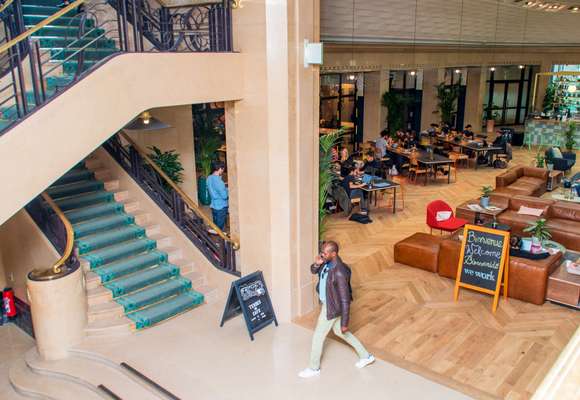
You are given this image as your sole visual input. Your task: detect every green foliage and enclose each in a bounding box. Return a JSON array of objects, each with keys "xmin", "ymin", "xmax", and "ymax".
[
  {"xmin": 564, "ymin": 121, "xmax": 576, "ymax": 151},
  {"xmin": 481, "ymin": 185, "xmax": 493, "ymax": 198},
  {"xmin": 542, "ymin": 84, "xmax": 555, "ymax": 113},
  {"xmin": 319, "ymin": 130, "xmax": 343, "ymax": 239},
  {"xmin": 434, "ymin": 83, "xmax": 460, "ymax": 126},
  {"xmin": 381, "ymin": 91, "xmax": 411, "ymax": 135},
  {"xmin": 523, "ymin": 218, "xmax": 552, "ymax": 242},
  {"xmin": 194, "ymin": 117, "xmax": 222, "ymax": 177},
  {"xmin": 147, "ymin": 146, "xmax": 184, "ymax": 184},
  {"xmin": 535, "ymin": 151, "xmax": 545, "ymax": 168}
]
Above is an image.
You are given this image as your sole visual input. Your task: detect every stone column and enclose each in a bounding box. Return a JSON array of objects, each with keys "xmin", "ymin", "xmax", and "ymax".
[
  {"xmin": 421, "ymin": 68, "xmax": 441, "ymax": 130},
  {"xmin": 464, "ymin": 67, "xmax": 485, "ymax": 133},
  {"xmin": 363, "ymin": 71, "xmax": 381, "ymax": 141},
  {"xmin": 533, "ymin": 61, "xmax": 553, "ymax": 112},
  {"xmin": 379, "ymin": 69, "xmax": 390, "ymax": 132},
  {"xmin": 27, "ymin": 268, "xmax": 87, "ymax": 360}
]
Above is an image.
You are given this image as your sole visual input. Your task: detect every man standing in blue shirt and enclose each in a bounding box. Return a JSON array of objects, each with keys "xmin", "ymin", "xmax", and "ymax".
[
  {"xmin": 206, "ymin": 161, "xmax": 228, "ymax": 231},
  {"xmin": 298, "ymin": 241, "xmax": 374, "ymax": 378}
]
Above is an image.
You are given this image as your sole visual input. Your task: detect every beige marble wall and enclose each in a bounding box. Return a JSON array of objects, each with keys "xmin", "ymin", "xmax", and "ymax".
[
  {"xmin": 0, "ymin": 210, "xmax": 59, "ymax": 297},
  {"xmin": 125, "ymin": 105, "xmax": 198, "ymax": 202},
  {"xmin": 227, "ymin": 0, "xmax": 319, "ymax": 321}
]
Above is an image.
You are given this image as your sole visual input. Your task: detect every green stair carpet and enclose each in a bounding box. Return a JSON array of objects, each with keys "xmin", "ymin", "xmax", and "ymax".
[
  {"xmin": 44, "ymin": 163, "xmax": 204, "ymax": 329},
  {"xmin": 0, "ymin": 0, "xmax": 119, "ymax": 130}
]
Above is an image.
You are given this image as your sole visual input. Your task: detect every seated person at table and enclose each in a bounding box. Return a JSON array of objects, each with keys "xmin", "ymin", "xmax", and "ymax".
[
  {"xmin": 426, "ymin": 123, "xmax": 439, "ymax": 137},
  {"xmin": 441, "ymin": 123, "xmax": 450, "ymax": 135},
  {"xmin": 375, "ymin": 130, "xmax": 389, "ymax": 158},
  {"xmin": 340, "ymin": 146, "xmax": 349, "ymax": 162},
  {"xmin": 342, "ymin": 166, "xmax": 369, "ymax": 214},
  {"xmin": 462, "ymin": 124, "xmax": 474, "ymax": 139}
]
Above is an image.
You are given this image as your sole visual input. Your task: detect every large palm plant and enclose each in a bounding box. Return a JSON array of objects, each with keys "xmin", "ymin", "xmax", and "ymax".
[
  {"xmin": 319, "ymin": 130, "xmax": 343, "ymax": 239},
  {"xmin": 434, "ymin": 83, "xmax": 460, "ymax": 126}
]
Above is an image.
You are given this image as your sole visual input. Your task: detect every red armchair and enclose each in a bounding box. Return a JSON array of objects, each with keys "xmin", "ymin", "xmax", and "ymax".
[{"xmin": 426, "ymin": 200, "xmax": 468, "ymax": 234}]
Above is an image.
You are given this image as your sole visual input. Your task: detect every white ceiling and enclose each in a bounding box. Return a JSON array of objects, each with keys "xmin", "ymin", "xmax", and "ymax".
[{"xmin": 321, "ymin": 0, "xmax": 580, "ymax": 46}]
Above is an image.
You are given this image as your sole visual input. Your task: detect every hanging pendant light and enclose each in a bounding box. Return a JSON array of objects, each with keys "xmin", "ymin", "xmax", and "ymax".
[
  {"xmin": 348, "ymin": 0, "xmax": 357, "ymax": 80},
  {"xmin": 124, "ymin": 111, "xmax": 172, "ymax": 131},
  {"xmin": 409, "ymin": 0, "xmax": 418, "ymax": 76},
  {"xmin": 489, "ymin": 0, "xmax": 501, "ymax": 72}
]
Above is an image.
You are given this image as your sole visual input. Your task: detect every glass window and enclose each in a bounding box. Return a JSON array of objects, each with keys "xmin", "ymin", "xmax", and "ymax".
[
  {"xmin": 320, "ymin": 99, "xmax": 339, "ymax": 128},
  {"xmin": 341, "ymin": 97, "xmax": 356, "ymax": 123},
  {"xmin": 494, "ymin": 66, "xmax": 522, "ymax": 81},
  {"xmin": 504, "ymin": 109, "xmax": 517, "ymax": 125},
  {"xmin": 320, "ymin": 74, "xmax": 340, "ymax": 97},
  {"xmin": 492, "ymin": 84, "xmax": 505, "ymax": 110},
  {"xmin": 341, "ymin": 81, "xmax": 356, "ymax": 96},
  {"xmin": 390, "ymin": 71, "xmax": 405, "ymax": 89},
  {"xmin": 506, "ymin": 83, "xmax": 519, "ymax": 108}
]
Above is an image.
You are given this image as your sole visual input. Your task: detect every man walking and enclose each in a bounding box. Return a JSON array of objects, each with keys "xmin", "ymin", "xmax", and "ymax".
[{"xmin": 298, "ymin": 241, "xmax": 375, "ymax": 378}]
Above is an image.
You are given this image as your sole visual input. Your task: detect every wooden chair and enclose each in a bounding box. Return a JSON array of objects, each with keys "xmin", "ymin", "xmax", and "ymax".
[{"xmin": 408, "ymin": 154, "xmax": 428, "ymax": 183}]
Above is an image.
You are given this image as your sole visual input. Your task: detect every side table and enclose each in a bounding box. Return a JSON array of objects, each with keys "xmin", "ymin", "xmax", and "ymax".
[
  {"xmin": 455, "ymin": 200, "xmax": 507, "ymax": 225},
  {"xmin": 546, "ymin": 251, "xmax": 580, "ymax": 309},
  {"xmin": 547, "ymin": 170, "xmax": 563, "ymax": 192}
]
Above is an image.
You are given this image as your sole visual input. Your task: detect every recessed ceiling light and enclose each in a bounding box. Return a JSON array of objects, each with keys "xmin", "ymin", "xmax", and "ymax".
[
  {"xmin": 490, "ymin": 67, "xmax": 496, "ymax": 72},
  {"xmin": 410, "ymin": 70, "xmax": 416, "ymax": 76},
  {"xmin": 455, "ymin": 69, "xmax": 461, "ymax": 74},
  {"xmin": 519, "ymin": 65, "xmax": 525, "ymax": 69}
]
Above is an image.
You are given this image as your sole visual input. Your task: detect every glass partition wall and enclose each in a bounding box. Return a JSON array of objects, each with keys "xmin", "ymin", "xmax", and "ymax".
[{"xmin": 483, "ymin": 65, "xmax": 537, "ymax": 126}]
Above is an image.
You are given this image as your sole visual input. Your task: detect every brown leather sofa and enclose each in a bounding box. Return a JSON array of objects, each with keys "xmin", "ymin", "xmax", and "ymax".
[
  {"xmin": 496, "ymin": 195, "xmax": 580, "ymax": 252},
  {"xmin": 438, "ymin": 238, "xmax": 562, "ymax": 305},
  {"xmin": 493, "ymin": 166, "xmax": 548, "ymax": 198}
]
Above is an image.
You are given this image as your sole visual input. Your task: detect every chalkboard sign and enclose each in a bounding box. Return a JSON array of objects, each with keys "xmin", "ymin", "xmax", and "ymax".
[
  {"xmin": 220, "ymin": 271, "xmax": 278, "ymax": 340},
  {"xmin": 454, "ymin": 224, "xmax": 510, "ymax": 313}
]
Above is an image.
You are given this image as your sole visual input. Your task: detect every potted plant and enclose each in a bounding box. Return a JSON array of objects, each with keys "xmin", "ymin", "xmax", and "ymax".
[
  {"xmin": 147, "ymin": 146, "xmax": 184, "ymax": 186},
  {"xmin": 564, "ymin": 121, "xmax": 577, "ymax": 154},
  {"xmin": 480, "ymin": 185, "xmax": 493, "ymax": 208},
  {"xmin": 319, "ymin": 129, "xmax": 343, "ymax": 239},
  {"xmin": 523, "ymin": 218, "xmax": 552, "ymax": 254},
  {"xmin": 535, "ymin": 151, "xmax": 545, "ymax": 168},
  {"xmin": 433, "ymin": 83, "xmax": 459, "ymax": 127},
  {"xmin": 381, "ymin": 91, "xmax": 411, "ymax": 134},
  {"xmin": 194, "ymin": 117, "xmax": 222, "ymax": 205}
]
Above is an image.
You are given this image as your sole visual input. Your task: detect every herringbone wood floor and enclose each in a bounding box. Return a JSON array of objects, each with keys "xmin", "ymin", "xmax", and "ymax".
[{"xmin": 296, "ymin": 148, "xmax": 580, "ymax": 400}]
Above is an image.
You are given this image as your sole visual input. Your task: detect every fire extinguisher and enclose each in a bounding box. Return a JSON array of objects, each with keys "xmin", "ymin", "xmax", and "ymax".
[{"xmin": 2, "ymin": 288, "xmax": 16, "ymax": 322}]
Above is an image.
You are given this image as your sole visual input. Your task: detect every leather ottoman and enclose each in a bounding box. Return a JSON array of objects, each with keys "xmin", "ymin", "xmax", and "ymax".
[
  {"xmin": 438, "ymin": 239, "xmax": 461, "ymax": 279},
  {"xmin": 394, "ymin": 233, "xmax": 442, "ymax": 272}
]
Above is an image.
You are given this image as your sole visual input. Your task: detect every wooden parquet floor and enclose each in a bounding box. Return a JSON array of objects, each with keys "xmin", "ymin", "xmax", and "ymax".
[{"xmin": 296, "ymin": 148, "xmax": 580, "ymax": 400}]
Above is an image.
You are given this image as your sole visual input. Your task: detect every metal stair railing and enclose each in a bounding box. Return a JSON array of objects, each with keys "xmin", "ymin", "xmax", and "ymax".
[{"xmin": 0, "ymin": 0, "xmax": 234, "ymax": 135}]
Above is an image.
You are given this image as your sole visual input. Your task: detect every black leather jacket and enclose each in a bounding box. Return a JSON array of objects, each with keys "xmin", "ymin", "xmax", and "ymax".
[{"xmin": 311, "ymin": 256, "xmax": 353, "ymax": 328}]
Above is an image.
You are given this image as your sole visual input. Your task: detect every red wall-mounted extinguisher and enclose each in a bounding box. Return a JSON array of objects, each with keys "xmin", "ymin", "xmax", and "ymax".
[{"xmin": 2, "ymin": 288, "xmax": 16, "ymax": 320}]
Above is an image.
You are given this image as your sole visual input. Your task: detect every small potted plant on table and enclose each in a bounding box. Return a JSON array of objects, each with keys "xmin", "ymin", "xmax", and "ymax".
[
  {"xmin": 523, "ymin": 218, "xmax": 552, "ymax": 254},
  {"xmin": 480, "ymin": 185, "xmax": 493, "ymax": 208}
]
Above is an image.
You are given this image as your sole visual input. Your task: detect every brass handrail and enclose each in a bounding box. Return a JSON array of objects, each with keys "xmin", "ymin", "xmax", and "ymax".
[
  {"xmin": 0, "ymin": 0, "xmax": 14, "ymax": 14},
  {"xmin": 0, "ymin": 0, "xmax": 86, "ymax": 54},
  {"xmin": 28, "ymin": 192, "xmax": 76, "ymax": 281},
  {"xmin": 119, "ymin": 131, "xmax": 240, "ymax": 250}
]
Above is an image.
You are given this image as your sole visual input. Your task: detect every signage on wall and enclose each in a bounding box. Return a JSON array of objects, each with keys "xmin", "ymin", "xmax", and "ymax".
[
  {"xmin": 220, "ymin": 270, "xmax": 278, "ymax": 340},
  {"xmin": 454, "ymin": 224, "xmax": 510, "ymax": 313}
]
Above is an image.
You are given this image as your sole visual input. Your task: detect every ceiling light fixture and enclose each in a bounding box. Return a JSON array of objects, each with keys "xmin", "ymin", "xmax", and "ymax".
[
  {"xmin": 519, "ymin": 64, "xmax": 525, "ymax": 69},
  {"xmin": 490, "ymin": 67, "xmax": 496, "ymax": 71},
  {"xmin": 569, "ymin": 84, "xmax": 578, "ymax": 93},
  {"xmin": 409, "ymin": 0, "xmax": 419, "ymax": 79},
  {"xmin": 455, "ymin": 69, "xmax": 462, "ymax": 74},
  {"xmin": 124, "ymin": 111, "xmax": 172, "ymax": 131}
]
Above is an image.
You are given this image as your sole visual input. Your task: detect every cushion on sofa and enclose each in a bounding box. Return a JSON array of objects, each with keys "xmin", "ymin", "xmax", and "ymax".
[
  {"xmin": 549, "ymin": 202, "xmax": 580, "ymax": 222},
  {"xmin": 508, "ymin": 196, "xmax": 555, "ymax": 212}
]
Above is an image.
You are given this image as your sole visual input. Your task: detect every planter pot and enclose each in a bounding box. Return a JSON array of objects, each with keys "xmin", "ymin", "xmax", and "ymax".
[
  {"xmin": 197, "ymin": 176, "xmax": 211, "ymax": 206},
  {"xmin": 480, "ymin": 196, "xmax": 490, "ymax": 208},
  {"xmin": 530, "ymin": 237, "xmax": 543, "ymax": 254}
]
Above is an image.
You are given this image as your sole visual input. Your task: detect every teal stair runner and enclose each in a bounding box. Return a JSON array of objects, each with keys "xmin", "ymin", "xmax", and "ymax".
[
  {"xmin": 44, "ymin": 162, "xmax": 204, "ymax": 330},
  {"xmin": 0, "ymin": 0, "xmax": 119, "ymax": 128}
]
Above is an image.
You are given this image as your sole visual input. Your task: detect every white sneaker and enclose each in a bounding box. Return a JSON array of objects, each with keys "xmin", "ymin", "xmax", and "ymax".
[
  {"xmin": 355, "ymin": 354, "xmax": 375, "ymax": 369},
  {"xmin": 298, "ymin": 368, "xmax": 320, "ymax": 378}
]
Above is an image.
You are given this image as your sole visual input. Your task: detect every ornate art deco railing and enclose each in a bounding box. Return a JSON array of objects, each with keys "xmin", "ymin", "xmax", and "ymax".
[
  {"xmin": 104, "ymin": 132, "xmax": 239, "ymax": 276},
  {"xmin": 108, "ymin": 0, "xmax": 232, "ymax": 52},
  {"xmin": 0, "ymin": 0, "xmax": 234, "ymax": 135},
  {"xmin": 26, "ymin": 193, "xmax": 79, "ymax": 281}
]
